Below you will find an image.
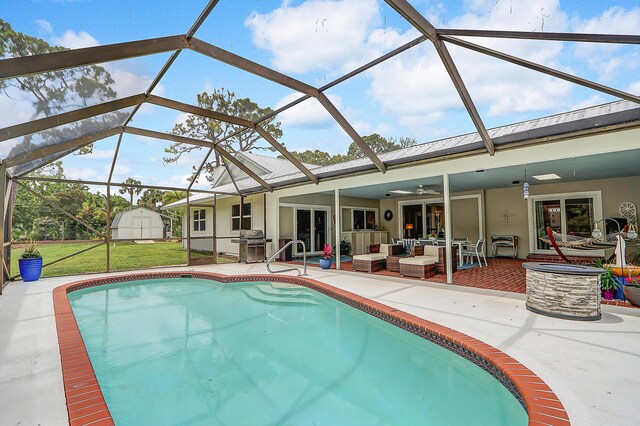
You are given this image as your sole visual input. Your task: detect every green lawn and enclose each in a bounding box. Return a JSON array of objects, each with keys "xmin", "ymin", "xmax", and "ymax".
[{"xmin": 11, "ymin": 241, "xmax": 192, "ymax": 278}]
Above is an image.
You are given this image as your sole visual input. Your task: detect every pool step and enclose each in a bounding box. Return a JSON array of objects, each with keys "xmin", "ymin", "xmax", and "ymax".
[
  {"xmin": 254, "ymin": 283, "xmax": 317, "ymax": 300},
  {"xmin": 236, "ymin": 286, "xmax": 319, "ymax": 307}
]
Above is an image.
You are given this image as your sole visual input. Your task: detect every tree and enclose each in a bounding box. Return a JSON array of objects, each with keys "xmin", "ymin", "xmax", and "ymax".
[
  {"xmin": 164, "ymin": 89, "xmax": 283, "ymax": 183},
  {"xmin": 161, "ymin": 190, "xmax": 187, "ymax": 207},
  {"xmin": 11, "ymin": 161, "xmax": 110, "ymax": 241},
  {"xmin": 137, "ymin": 189, "xmax": 163, "ymax": 211},
  {"xmin": 279, "ymin": 134, "xmax": 418, "ymax": 166},
  {"xmin": 119, "ymin": 178, "xmax": 142, "ymax": 207},
  {"xmin": 346, "ymin": 134, "xmax": 399, "ymax": 159},
  {"xmin": 0, "ymin": 19, "xmax": 121, "ymax": 159}
]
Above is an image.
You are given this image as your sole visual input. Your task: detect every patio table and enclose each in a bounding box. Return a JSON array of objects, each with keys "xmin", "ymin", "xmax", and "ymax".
[{"xmin": 386, "ymin": 254, "xmax": 411, "ymax": 272}]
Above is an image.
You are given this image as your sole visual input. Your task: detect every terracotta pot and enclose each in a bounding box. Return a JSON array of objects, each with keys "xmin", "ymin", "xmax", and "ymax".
[
  {"xmin": 602, "ymin": 289, "xmax": 614, "ymax": 300},
  {"xmin": 622, "ymin": 285, "xmax": 640, "ymax": 307}
]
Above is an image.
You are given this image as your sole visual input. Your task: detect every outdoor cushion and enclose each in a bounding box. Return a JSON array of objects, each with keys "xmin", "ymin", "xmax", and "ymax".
[
  {"xmin": 399, "ymin": 256, "xmax": 436, "ymax": 266},
  {"xmin": 379, "ymin": 243, "xmax": 398, "ymax": 256},
  {"xmin": 353, "ymin": 253, "xmax": 387, "ymax": 262},
  {"xmin": 422, "ymin": 245, "xmax": 440, "ymax": 257}
]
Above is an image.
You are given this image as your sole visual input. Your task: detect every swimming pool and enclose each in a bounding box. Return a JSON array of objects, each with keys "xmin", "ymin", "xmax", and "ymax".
[{"xmin": 56, "ymin": 273, "xmax": 566, "ymax": 425}]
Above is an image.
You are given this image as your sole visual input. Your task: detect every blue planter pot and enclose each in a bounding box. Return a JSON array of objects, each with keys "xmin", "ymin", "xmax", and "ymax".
[
  {"xmin": 19, "ymin": 258, "xmax": 43, "ymax": 282},
  {"xmin": 319, "ymin": 258, "xmax": 333, "ymax": 269},
  {"xmin": 613, "ymin": 276, "xmax": 627, "ymax": 300}
]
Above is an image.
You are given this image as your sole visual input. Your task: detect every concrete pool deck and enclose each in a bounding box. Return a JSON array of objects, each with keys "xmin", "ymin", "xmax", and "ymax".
[{"xmin": 1, "ymin": 262, "xmax": 639, "ymax": 425}]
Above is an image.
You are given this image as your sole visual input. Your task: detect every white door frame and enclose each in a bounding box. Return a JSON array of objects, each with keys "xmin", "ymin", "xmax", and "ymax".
[
  {"xmin": 527, "ymin": 190, "xmax": 603, "ymax": 256},
  {"xmin": 282, "ymin": 203, "xmax": 332, "ymax": 255},
  {"xmin": 397, "ymin": 194, "xmax": 484, "ymax": 241}
]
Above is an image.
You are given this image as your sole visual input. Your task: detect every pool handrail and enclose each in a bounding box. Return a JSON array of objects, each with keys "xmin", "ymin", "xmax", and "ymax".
[{"xmin": 266, "ymin": 240, "xmax": 308, "ymax": 276}]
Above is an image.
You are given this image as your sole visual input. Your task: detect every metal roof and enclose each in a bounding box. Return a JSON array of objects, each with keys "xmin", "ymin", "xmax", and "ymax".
[
  {"xmin": 163, "ymin": 98, "xmax": 640, "ymax": 208},
  {"xmin": 2, "ymin": 0, "xmax": 640, "ymax": 199}
]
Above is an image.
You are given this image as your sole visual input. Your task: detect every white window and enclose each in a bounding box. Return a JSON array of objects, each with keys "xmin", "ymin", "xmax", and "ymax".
[
  {"xmin": 232, "ymin": 203, "xmax": 252, "ymax": 231},
  {"xmin": 352, "ymin": 209, "xmax": 377, "ymax": 230},
  {"xmin": 193, "ymin": 209, "xmax": 206, "ymax": 232}
]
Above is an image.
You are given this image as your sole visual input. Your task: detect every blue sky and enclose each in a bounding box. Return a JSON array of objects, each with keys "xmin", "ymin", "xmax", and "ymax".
[{"xmin": 1, "ymin": 0, "xmax": 639, "ymax": 191}]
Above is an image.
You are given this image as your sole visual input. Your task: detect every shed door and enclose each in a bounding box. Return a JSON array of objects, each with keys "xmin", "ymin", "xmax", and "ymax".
[
  {"xmin": 131, "ymin": 216, "xmax": 147, "ymax": 239},
  {"xmin": 141, "ymin": 218, "xmax": 152, "ymax": 238}
]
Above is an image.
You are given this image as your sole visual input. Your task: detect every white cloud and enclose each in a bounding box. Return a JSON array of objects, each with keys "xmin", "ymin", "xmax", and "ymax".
[
  {"xmin": 86, "ymin": 149, "xmax": 115, "ymax": 160},
  {"xmin": 569, "ymin": 95, "xmax": 607, "ymax": 111},
  {"xmin": 628, "ymin": 81, "xmax": 640, "ymax": 95},
  {"xmin": 35, "ymin": 19, "xmax": 53, "ymax": 34},
  {"xmin": 245, "ymin": 0, "xmax": 390, "ymax": 74},
  {"xmin": 107, "ymin": 163, "xmax": 132, "ymax": 183},
  {"xmin": 64, "ymin": 166, "xmax": 98, "ymax": 180},
  {"xmin": 103, "ymin": 65, "xmax": 162, "ymax": 99},
  {"xmin": 51, "ymin": 30, "xmax": 99, "ymax": 49},
  {"xmin": 0, "ymin": 87, "xmax": 33, "ymax": 128},
  {"xmin": 275, "ymin": 93, "xmax": 341, "ymax": 129},
  {"xmin": 571, "ymin": 6, "xmax": 640, "ymax": 81}
]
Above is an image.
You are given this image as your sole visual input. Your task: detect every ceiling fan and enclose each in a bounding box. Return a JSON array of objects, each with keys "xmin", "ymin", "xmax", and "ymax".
[{"xmin": 415, "ymin": 184, "xmax": 440, "ymax": 195}]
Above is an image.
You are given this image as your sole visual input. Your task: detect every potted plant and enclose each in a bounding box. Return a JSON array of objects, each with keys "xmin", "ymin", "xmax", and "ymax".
[
  {"xmin": 319, "ymin": 243, "xmax": 333, "ymax": 269},
  {"xmin": 595, "ymin": 260, "xmax": 619, "ymax": 300},
  {"xmin": 623, "ymin": 275, "xmax": 640, "ymax": 307},
  {"xmin": 340, "ymin": 240, "xmax": 351, "ymax": 256},
  {"xmin": 19, "ymin": 241, "xmax": 43, "ymax": 282}
]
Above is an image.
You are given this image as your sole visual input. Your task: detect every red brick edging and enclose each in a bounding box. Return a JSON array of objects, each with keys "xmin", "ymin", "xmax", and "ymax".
[{"xmin": 53, "ymin": 271, "xmax": 570, "ymax": 426}]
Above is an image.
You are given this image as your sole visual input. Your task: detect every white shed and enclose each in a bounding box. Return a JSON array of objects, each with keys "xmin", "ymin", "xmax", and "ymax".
[{"xmin": 111, "ymin": 207, "xmax": 166, "ymax": 240}]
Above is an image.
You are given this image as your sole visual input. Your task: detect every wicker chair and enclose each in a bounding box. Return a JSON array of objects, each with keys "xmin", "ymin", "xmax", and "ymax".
[
  {"xmin": 399, "ymin": 245, "xmax": 436, "ymax": 279},
  {"xmin": 352, "ymin": 243, "xmax": 403, "ymax": 273}
]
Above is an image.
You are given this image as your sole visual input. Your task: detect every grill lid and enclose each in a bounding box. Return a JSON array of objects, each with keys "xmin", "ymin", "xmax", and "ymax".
[{"xmin": 240, "ymin": 229, "xmax": 264, "ymax": 239}]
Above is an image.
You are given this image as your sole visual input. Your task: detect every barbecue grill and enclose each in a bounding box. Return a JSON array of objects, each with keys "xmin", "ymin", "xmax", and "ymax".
[{"xmin": 231, "ymin": 229, "xmax": 272, "ymax": 263}]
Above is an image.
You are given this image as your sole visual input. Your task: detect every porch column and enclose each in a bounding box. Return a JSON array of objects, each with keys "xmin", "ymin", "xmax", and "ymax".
[
  {"xmin": 443, "ymin": 173, "xmax": 453, "ymax": 284},
  {"xmin": 186, "ymin": 191, "xmax": 191, "ymax": 266},
  {"xmin": 0, "ymin": 163, "xmax": 6, "ymax": 294},
  {"xmin": 335, "ymin": 189, "xmax": 341, "ymax": 270}
]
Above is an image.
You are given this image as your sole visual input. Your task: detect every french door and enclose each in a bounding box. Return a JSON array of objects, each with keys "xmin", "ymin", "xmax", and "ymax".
[
  {"xmin": 530, "ymin": 192, "xmax": 602, "ymax": 255},
  {"xmin": 295, "ymin": 207, "xmax": 330, "ymax": 255}
]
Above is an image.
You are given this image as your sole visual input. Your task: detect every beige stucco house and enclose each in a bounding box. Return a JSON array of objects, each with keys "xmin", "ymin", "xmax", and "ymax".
[{"xmin": 165, "ymin": 100, "xmax": 640, "ymax": 269}]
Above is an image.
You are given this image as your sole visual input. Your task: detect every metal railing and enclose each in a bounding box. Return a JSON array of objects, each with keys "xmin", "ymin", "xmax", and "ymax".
[{"xmin": 266, "ymin": 240, "xmax": 308, "ymax": 276}]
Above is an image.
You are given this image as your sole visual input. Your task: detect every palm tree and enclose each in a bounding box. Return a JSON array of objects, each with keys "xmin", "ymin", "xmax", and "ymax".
[
  {"xmin": 118, "ymin": 177, "xmax": 142, "ymax": 207},
  {"xmin": 161, "ymin": 190, "xmax": 187, "ymax": 207}
]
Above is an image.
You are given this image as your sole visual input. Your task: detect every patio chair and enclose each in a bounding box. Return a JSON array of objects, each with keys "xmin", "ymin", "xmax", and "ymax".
[
  {"xmin": 460, "ymin": 239, "xmax": 488, "ymax": 267},
  {"xmin": 352, "ymin": 243, "xmax": 402, "ymax": 273},
  {"xmin": 398, "ymin": 245, "xmax": 436, "ymax": 279}
]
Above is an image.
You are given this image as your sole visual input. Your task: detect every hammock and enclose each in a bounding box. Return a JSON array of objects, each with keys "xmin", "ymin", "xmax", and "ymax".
[
  {"xmin": 540, "ymin": 227, "xmax": 638, "ymax": 265},
  {"xmin": 538, "ymin": 228, "xmax": 617, "ymax": 250}
]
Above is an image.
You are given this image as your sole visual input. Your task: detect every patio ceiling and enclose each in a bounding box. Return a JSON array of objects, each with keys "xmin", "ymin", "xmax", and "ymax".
[
  {"xmin": 1, "ymin": 0, "xmax": 640, "ymax": 196},
  {"xmin": 335, "ymin": 148, "xmax": 640, "ymax": 199}
]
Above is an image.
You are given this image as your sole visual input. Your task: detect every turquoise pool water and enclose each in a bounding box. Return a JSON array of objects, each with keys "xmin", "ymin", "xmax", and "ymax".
[{"xmin": 69, "ymin": 278, "xmax": 527, "ymax": 425}]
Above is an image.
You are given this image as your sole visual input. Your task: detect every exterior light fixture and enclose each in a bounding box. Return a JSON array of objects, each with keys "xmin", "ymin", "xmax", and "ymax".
[
  {"xmin": 532, "ymin": 173, "xmax": 561, "ymax": 181},
  {"xmin": 523, "ymin": 165, "xmax": 529, "ymax": 200},
  {"xmin": 591, "ymin": 222, "xmax": 603, "ymax": 239}
]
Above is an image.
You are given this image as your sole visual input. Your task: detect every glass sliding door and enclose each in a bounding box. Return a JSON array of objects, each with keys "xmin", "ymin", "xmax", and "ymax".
[
  {"xmin": 402, "ymin": 204, "xmax": 422, "ymax": 238},
  {"xmin": 531, "ymin": 193, "xmax": 599, "ymax": 254},
  {"xmin": 314, "ymin": 210, "xmax": 327, "ymax": 251},
  {"xmin": 565, "ymin": 198, "xmax": 594, "ymax": 238},
  {"xmin": 295, "ymin": 207, "xmax": 330, "ymax": 255},
  {"xmin": 296, "ymin": 209, "xmax": 311, "ymax": 252},
  {"xmin": 535, "ymin": 200, "xmax": 562, "ymax": 250}
]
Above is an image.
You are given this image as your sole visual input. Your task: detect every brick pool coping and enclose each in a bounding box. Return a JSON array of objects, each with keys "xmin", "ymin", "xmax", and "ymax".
[{"xmin": 53, "ymin": 271, "xmax": 570, "ymax": 426}]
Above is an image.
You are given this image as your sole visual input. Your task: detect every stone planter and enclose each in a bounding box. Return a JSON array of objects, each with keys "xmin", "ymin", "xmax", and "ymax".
[{"xmin": 623, "ymin": 285, "xmax": 640, "ymax": 307}]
